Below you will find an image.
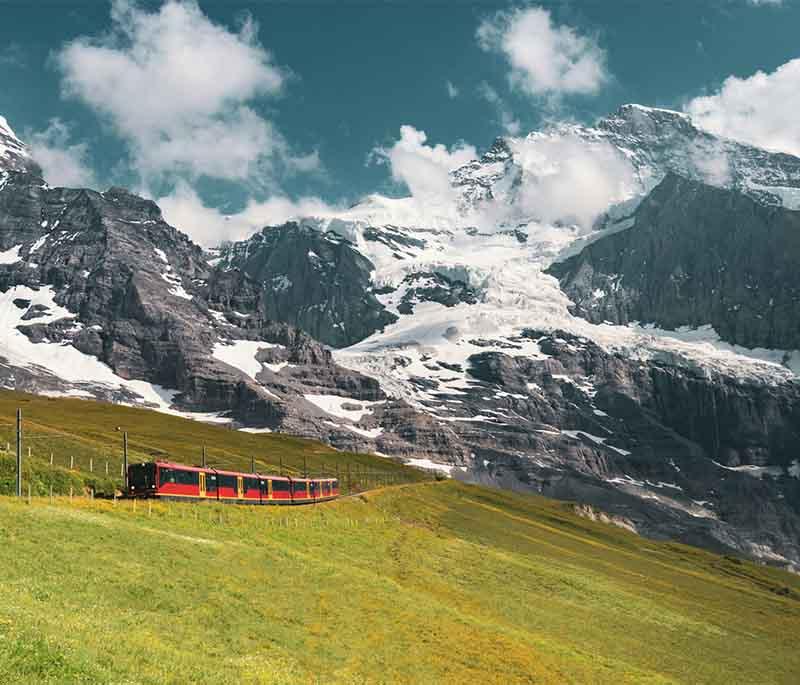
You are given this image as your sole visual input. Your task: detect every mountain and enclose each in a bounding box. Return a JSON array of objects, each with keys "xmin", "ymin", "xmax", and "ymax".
[
  {"xmin": 1, "ymin": 106, "xmax": 799, "ymax": 567},
  {"xmin": 549, "ymin": 172, "xmax": 800, "ymax": 349}
]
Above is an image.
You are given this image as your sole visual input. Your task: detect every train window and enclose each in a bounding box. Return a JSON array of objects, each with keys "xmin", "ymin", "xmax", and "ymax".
[
  {"xmin": 218, "ymin": 475, "xmax": 236, "ymax": 490},
  {"xmin": 175, "ymin": 470, "xmax": 199, "ymax": 486},
  {"xmin": 206, "ymin": 474, "xmax": 217, "ymax": 491},
  {"xmin": 245, "ymin": 477, "xmax": 259, "ymax": 493},
  {"xmin": 159, "ymin": 468, "xmax": 177, "ymax": 485},
  {"xmin": 272, "ymin": 480, "xmax": 290, "ymax": 493}
]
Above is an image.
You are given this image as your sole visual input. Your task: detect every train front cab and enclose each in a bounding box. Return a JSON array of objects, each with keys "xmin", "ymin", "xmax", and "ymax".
[{"xmin": 128, "ymin": 462, "xmax": 157, "ymax": 497}]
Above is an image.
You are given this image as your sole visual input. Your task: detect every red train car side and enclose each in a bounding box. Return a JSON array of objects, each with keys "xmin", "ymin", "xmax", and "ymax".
[{"xmin": 127, "ymin": 461, "xmax": 339, "ymax": 505}]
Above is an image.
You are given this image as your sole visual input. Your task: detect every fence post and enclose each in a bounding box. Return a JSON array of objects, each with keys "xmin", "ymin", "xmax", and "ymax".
[
  {"xmin": 105, "ymin": 460, "xmax": 109, "ymax": 476},
  {"xmin": 89, "ymin": 458, "xmax": 93, "ymax": 473},
  {"xmin": 70, "ymin": 455, "xmax": 74, "ymax": 470}
]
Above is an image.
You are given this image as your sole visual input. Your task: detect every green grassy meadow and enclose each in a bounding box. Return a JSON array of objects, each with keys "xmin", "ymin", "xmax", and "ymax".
[{"xmin": 1, "ymin": 481, "xmax": 798, "ymax": 684}]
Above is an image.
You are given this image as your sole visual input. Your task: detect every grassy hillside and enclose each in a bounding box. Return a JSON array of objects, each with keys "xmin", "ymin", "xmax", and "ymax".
[
  {"xmin": 1, "ymin": 482, "xmax": 798, "ymax": 684},
  {"xmin": 0, "ymin": 390, "xmax": 425, "ymax": 495}
]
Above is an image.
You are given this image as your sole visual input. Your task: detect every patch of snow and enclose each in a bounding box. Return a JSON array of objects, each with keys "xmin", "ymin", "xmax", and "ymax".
[
  {"xmin": 212, "ymin": 340, "xmax": 281, "ymax": 382},
  {"xmin": 238, "ymin": 427, "xmax": 273, "ymax": 434},
  {"xmin": 304, "ymin": 394, "xmax": 384, "ymax": 422},
  {"xmin": 30, "ymin": 235, "xmax": 47, "ymax": 253},
  {"xmin": 562, "ymin": 430, "xmax": 631, "ymax": 456},
  {"xmin": 344, "ymin": 425, "xmax": 384, "ymax": 439},
  {"xmin": 712, "ymin": 461, "xmax": 784, "ymax": 479},
  {"xmin": 0, "ymin": 244, "xmax": 22, "ymax": 264},
  {"xmin": 404, "ymin": 458, "xmax": 454, "ymax": 475}
]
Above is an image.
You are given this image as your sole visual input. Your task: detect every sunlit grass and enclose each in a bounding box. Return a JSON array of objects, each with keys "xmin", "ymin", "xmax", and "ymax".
[{"xmin": 0, "ymin": 481, "xmax": 798, "ymax": 684}]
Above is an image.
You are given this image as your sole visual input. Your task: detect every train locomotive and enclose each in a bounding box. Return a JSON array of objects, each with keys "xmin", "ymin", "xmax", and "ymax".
[{"xmin": 127, "ymin": 461, "xmax": 338, "ymax": 504}]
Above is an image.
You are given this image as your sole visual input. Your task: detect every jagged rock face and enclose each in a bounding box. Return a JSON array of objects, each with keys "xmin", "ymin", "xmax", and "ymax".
[
  {"xmin": 549, "ymin": 174, "xmax": 800, "ymax": 349},
  {"xmin": 596, "ymin": 105, "xmax": 800, "ymax": 204},
  {"xmin": 216, "ymin": 222, "xmax": 397, "ymax": 347},
  {"xmin": 441, "ymin": 330, "xmax": 800, "ymax": 566},
  {"xmin": 393, "ymin": 272, "xmax": 478, "ymax": 315},
  {"xmin": 0, "ymin": 166, "xmax": 394, "ymax": 438}
]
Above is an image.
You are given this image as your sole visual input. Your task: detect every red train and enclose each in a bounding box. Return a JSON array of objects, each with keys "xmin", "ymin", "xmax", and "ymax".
[{"xmin": 127, "ymin": 461, "xmax": 339, "ymax": 504}]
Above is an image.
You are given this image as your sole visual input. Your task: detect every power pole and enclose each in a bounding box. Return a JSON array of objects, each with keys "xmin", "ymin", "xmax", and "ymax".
[
  {"xmin": 202, "ymin": 445, "xmax": 206, "ymax": 468},
  {"xmin": 123, "ymin": 431, "xmax": 129, "ymax": 492},
  {"xmin": 251, "ymin": 455, "xmax": 255, "ymax": 473},
  {"xmin": 16, "ymin": 408, "xmax": 22, "ymax": 498},
  {"xmin": 303, "ymin": 456, "xmax": 308, "ymax": 479}
]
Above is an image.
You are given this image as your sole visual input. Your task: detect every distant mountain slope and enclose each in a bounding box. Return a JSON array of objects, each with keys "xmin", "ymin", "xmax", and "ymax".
[{"xmin": 549, "ymin": 173, "xmax": 800, "ymax": 349}]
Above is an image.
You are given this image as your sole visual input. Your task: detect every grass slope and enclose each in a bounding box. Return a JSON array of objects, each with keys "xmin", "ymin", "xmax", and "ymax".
[
  {"xmin": 1, "ymin": 482, "xmax": 798, "ymax": 684},
  {"xmin": 0, "ymin": 390, "xmax": 424, "ymax": 495}
]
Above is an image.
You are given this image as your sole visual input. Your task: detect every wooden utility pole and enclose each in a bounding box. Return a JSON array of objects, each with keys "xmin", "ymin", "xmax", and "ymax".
[
  {"xmin": 303, "ymin": 456, "xmax": 308, "ymax": 479},
  {"xmin": 251, "ymin": 456, "xmax": 255, "ymax": 473},
  {"xmin": 15, "ymin": 408, "xmax": 22, "ymax": 498},
  {"xmin": 123, "ymin": 431, "xmax": 129, "ymax": 491},
  {"xmin": 202, "ymin": 445, "xmax": 206, "ymax": 468}
]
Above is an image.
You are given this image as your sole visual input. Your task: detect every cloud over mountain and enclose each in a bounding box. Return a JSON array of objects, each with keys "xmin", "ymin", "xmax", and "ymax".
[
  {"xmin": 685, "ymin": 58, "xmax": 800, "ymax": 157},
  {"xmin": 477, "ymin": 6, "xmax": 608, "ymax": 98},
  {"xmin": 56, "ymin": 0, "xmax": 313, "ymax": 187}
]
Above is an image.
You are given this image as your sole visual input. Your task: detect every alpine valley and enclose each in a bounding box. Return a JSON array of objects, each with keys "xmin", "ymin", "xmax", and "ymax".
[{"xmin": 2, "ymin": 105, "xmax": 799, "ymax": 568}]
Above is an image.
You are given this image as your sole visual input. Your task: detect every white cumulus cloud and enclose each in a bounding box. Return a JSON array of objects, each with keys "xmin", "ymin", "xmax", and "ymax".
[
  {"xmin": 510, "ymin": 133, "xmax": 635, "ymax": 230},
  {"xmin": 374, "ymin": 125, "xmax": 477, "ymax": 208},
  {"xmin": 158, "ymin": 182, "xmax": 334, "ymax": 247},
  {"xmin": 685, "ymin": 59, "xmax": 800, "ymax": 157},
  {"xmin": 56, "ymin": 0, "xmax": 314, "ymax": 187},
  {"xmin": 27, "ymin": 119, "xmax": 97, "ymax": 188},
  {"xmin": 477, "ymin": 6, "xmax": 608, "ymax": 98}
]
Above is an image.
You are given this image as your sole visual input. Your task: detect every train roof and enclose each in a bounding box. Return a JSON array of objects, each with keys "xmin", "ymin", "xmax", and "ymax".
[{"xmin": 149, "ymin": 461, "xmax": 336, "ymax": 481}]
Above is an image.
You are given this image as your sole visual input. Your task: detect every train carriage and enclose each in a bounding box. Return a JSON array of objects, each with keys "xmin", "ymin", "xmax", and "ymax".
[{"xmin": 128, "ymin": 461, "xmax": 338, "ymax": 505}]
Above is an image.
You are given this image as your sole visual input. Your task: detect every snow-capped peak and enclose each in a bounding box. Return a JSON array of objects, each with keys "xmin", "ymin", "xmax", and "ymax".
[{"xmin": 0, "ymin": 113, "xmax": 34, "ymax": 175}]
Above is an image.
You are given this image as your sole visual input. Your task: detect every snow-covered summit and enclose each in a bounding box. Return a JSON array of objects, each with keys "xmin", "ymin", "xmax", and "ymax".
[
  {"xmin": 0, "ymin": 114, "xmax": 42, "ymax": 182},
  {"xmin": 0, "ymin": 114, "xmax": 33, "ymax": 174}
]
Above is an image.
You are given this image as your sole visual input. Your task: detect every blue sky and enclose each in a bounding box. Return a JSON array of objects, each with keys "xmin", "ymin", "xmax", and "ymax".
[{"xmin": 1, "ymin": 0, "xmax": 799, "ymax": 242}]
